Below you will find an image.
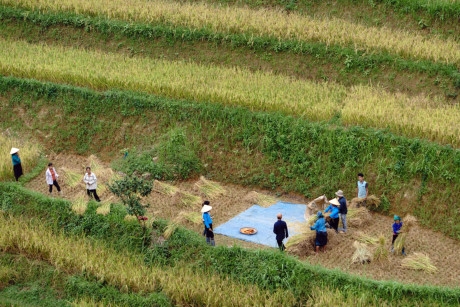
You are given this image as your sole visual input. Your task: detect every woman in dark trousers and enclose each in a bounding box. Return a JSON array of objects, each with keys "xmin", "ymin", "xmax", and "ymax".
[{"xmin": 10, "ymin": 148, "xmax": 23, "ymax": 181}]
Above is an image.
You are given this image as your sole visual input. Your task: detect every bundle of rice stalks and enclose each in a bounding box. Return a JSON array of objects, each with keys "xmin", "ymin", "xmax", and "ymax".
[
  {"xmin": 373, "ymin": 235, "xmax": 389, "ymax": 262},
  {"xmin": 349, "ymin": 195, "xmax": 380, "ymax": 209},
  {"xmin": 96, "ymin": 202, "xmax": 111, "ymax": 216},
  {"xmin": 182, "ymin": 212, "xmax": 202, "ymax": 225},
  {"xmin": 153, "ymin": 180, "xmax": 178, "ymax": 196},
  {"xmin": 163, "ymin": 222, "xmax": 180, "ymax": 239},
  {"xmin": 243, "ymin": 191, "xmax": 277, "ymax": 208},
  {"xmin": 402, "ymin": 214, "xmax": 417, "ymax": 231},
  {"xmin": 61, "ymin": 167, "xmax": 83, "ymax": 188},
  {"xmin": 356, "ymin": 231, "xmax": 378, "ymax": 245},
  {"xmin": 97, "ymin": 183, "xmax": 108, "ymax": 195},
  {"xmin": 401, "ymin": 253, "xmax": 437, "ymax": 273},
  {"xmin": 195, "ymin": 176, "xmax": 226, "ymax": 199},
  {"xmin": 178, "ymin": 192, "xmax": 202, "ymax": 208},
  {"xmin": 305, "ymin": 214, "xmax": 318, "ymax": 227},
  {"xmin": 71, "ymin": 197, "xmax": 87, "ymax": 216},
  {"xmin": 347, "ymin": 207, "xmax": 372, "ymax": 227},
  {"xmin": 393, "ymin": 233, "xmax": 407, "ymax": 254},
  {"xmin": 351, "ymin": 241, "xmax": 372, "ymax": 264}
]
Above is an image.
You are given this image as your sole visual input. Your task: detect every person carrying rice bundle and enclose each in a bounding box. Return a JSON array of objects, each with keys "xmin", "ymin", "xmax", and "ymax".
[
  {"xmin": 391, "ymin": 215, "xmax": 406, "ymax": 256},
  {"xmin": 310, "ymin": 211, "xmax": 328, "ymax": 253},
  {"xmin": 325, "ymin": 198, "xmax": 340, "ymax": 233}
]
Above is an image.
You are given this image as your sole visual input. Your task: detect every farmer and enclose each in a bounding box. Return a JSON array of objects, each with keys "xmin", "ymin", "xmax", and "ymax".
[
  {"xmin": 201, "ymin": 200, "xmax": 211, "ymax": 236},
  {"xmin": 336, "ymin": 190, "xmax": 347, "ymax": 233},
  {"xmin": 83, "ymin": 166, "xmax": 101, "ymax": 202},
  {"xmin": 201, "ymin": 203, "xmax": 215, "ymax": 246},
  {"xmin": 324, "ymin": 198, "xmax": 340, "ymax": 233},
  {"xmin": 10, "ymin": 147, "xmax": 23, "ymax": 181},
  {"xmin": 356, "ymin": 173, "xmax": 368, "ymax": 199},
  {"xmin": 391, "ymin": 215, "xmax": 406, "ymax": 255},
  {"xmin": 45, "ymin": 163, "xmax": 62, "ymax": 196},
  {"xmin": 311, "ymin": 211, "xmax": 328, "ymax": 253},
  {"xmin": 273, "ymin": 213, "xmax": 289, "ymax": 251}
]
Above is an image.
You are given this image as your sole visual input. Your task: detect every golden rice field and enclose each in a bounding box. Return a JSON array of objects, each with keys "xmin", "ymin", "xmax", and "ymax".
[
  {"xmin": 3, "ymin": 0, "xmax": 460, "ymax": 65},
  {"xmin": 0, "ymin": 214, "xmax": 297, "ymax": 306},
  {"xmin": 1, "ymin": 37, "xmax": 459, "ymax": 146}
]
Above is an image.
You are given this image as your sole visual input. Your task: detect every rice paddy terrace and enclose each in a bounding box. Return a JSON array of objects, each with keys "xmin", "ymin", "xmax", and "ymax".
[{"xmin": 0, "ymin": 0, "xmax": 459, "ymax": 306}]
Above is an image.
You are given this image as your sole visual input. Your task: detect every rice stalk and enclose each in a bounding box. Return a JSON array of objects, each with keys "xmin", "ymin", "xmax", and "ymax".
[
  {"xmin": 71, "ymin": 197, "xmax": 87, "ymax": 216},
  {"xmin": 347, "ymin": 207, "xmax": 372, "ymax": 227},
  {"xmin": 88, "ymin": 154, "xmax": 103, "ymax": 172},
  {"xmin": 402, "ymin": 214, "xmax": 417, "ymax": 231},
  {"xmin": 351, "ymin": 241, "xmax": 372, "ymax": 264},
  {"xmin": 306, "ymin": 215, "xmax": 318, "ymax": 227},
  {"xmin": 373, "ymin": 235, "xmax": 389, "ymax": 262},
  {"xmin": 61, "ymin": 167, "xmax": 83, "ymax": 188},
  {"xmin": 356, "ymin": 231, "xmax": 378, "ymax": 245},
  {"xmin": 96, "ymin": 202, "xmax": 111, "ymax": 216},
  {"xmin": 195, "ymin": 176, "xmax": 226, "ymax": 199},
  {"xmin": 163, "ymin": 222, "xmax": 180, "ymax": 239},
  {"xmin": 401, "ymin": 253, "xmax": 437, "ymax": 273},
  {"xmin": 178, "ymin": 192, "xmax": 201, "ymax": 208},
  {"xmin": 182, "ymin": 212, "xmax": 202, "ymax": 225},
  {"xmin": 393, "ymin": 233, "xmax": 407, "ymax": 254},
  {"xmin": 244, "ymin": 191, "xmax": 276, "ymax": 208},
  {"xmin": 153, "ymin": 180, "xmax": 178, "ymax": 196}
]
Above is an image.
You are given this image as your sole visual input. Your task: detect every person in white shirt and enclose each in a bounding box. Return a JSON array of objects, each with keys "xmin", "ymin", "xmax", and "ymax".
[
  {"xmin": 83, "ymin": 166, "xmax": 100, "ymax": 202},
  {"xmin": 45, "ymin": 162, "xmax": 62, "ymax": 196}
]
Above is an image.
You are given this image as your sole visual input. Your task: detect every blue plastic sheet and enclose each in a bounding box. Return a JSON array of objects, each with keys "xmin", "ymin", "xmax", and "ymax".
[{"xmin": 214, "ymin": 201, "xmax": 306, "ymax": 248}]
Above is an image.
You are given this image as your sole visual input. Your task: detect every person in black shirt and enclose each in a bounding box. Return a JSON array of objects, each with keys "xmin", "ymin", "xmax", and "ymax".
[{"xmin": 273, "ymin": 213, "xmax": 289, "ymax": 251}]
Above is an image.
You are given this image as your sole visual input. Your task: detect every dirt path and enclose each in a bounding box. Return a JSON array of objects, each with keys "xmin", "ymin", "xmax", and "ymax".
[{"xmin": 25, "ymin": 154, "xmax": 460, "ymax": 288}]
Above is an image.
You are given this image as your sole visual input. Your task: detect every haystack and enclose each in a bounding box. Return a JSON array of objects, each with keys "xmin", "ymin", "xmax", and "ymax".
[
  {"xmin": 153, "ymin": 180, "xmax": 179, "ymax": 196},
  {"xmin": 349, "ymin": 195, "xmax": 380, "ymax": 209},
  {"xmin": 244, "ymin": 191, "xmax": 277, "ymax": 208},
  {"xmin": 351, "ymin": 241, "xmax": 372, "ymax": 264},
  {"xmin": 373, "ymin": 235, "xmax": 389, "ymax": 262},
  {"xmin": 286, "ymin": 222, "xmax": 316, "ymax": 254},
  {"xmin": 195, "ymin": 176, "xmax": 226, "ymax": 199},
  {"xmin": 401, "ymin": 253, "xmax": 437, "ymax": 273},
  {"xmin": 347, "ymin": 207, "xmax": 372, "ymax": 227},
  {"xmin": 304, "ymin": 195, "xmax": 328, "ymax": 219}
]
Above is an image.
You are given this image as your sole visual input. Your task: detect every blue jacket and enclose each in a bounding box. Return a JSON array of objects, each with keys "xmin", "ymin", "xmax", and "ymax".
[
  {"xmin": 273, "ymin": 220, "xmax": 289, "ymax": 240},
  {"xmin": 338, "ymin": 197, "xmax": 347, "ymax": 214},
  {"xmin": 203, "ymin": 212, "xmax": 213, "ymax": 229},
  {"xmin": 11, "ymin": 154, "xmax": 21, "ymax": 166},
  {"xmin": 310, "ymin": 217, "xmax": 327, "ymax": 233},
  {"xmin": 392, "ymin": 222, "xmax": 403, "ymax": 235},
  {"xmin": 324, "ymin": 204, "xmax": 339, "ymax": 219}
]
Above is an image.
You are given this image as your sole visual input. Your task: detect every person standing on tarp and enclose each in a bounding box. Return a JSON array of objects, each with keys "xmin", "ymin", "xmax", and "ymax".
[
  {"xmin": 10, "ymin": 148, "xmax": 23, "ymax": 181},
  {"xmin": 201, "ymin": 203, "xmax": 215, "ymax": 246},
  {"xmin": 273, "ymin": 213, "xmax": 289, "ymax": 251}
]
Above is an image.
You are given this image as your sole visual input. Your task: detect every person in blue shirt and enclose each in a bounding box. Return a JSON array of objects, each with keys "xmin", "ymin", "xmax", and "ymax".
[
  {"xmin": 311, "ymin": 211, "xmax": 328, "ymax": 253},
  {"xmin": 324, "ymin": 198, "xmax": 340, "ymax": 233},
  {"xmin": 356, "ymin": 173, "xmax": 369, "ymax": 200},
  {"xmin": 10, "ymin": 148, "xmax": 23, "ymax": 181},
  {"xmin": 201, "ymin": 203, "xmax": 215, "ymax": 246},
  {"xmin": 391, "ymin": 215, "xmax": 406, "ymax": 255},
  {"xmin": 273, "ymin": 213, "xmax": 289, "ymax": 251},
  {"xmin": 335, "ymin": 190, "xmax": 347, "ymax": 233}
]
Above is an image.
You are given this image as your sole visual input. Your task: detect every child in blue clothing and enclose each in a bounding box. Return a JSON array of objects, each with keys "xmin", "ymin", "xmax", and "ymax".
[
  {"xmin": 324, "ymin": 198, "xmax": 340, "ymax": 233},
  {"xmin": 391, "ymin": 215, "xmax": 406, "ymax": 255},
  {"xmin": 311, "ymin": 211, "xmax": 328, "ymax": 253}
]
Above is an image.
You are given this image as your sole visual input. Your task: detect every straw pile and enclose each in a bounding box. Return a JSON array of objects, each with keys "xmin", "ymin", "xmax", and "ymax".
[
  {"xmin": 195, "ymin": 176, "xmax": 226, "ymax": 199},
  {"xmin": 153, "ymin": 180, "xmax": 179, "ymax": 196},
  {"xmin": 286, "ymin": 222, "xmax": 316, "ymax": 250},
  {"xmin": 71, "ymin": 197, "xmax": 87, "ymax": 216},
  {"xmin": 355, "ymin": 231, "xmax": 378, "ymax": 245},
  {"xmin": 88, "ymin": 154, "xmax": 103, "ymax": 172},
  {"xmin": 349, "ymin": 195, "xmax": 380, "ymax": 209},
  {"xmin": 177, "ymin": 192, "xmax": 202, "ymax": 208},
  {"xmin": 351, "ymin": 241, "xmax": 372, "ymax": 264},
  {"xmin": 61, "ymin": 167, "xmax": 83, "ymax": 188},
  {"xmin": 393, "ymin": 214, "xmax": 417, "ymax": 254},
  {"xmin": 182, "ymin": 212, "xmax": 202, "ymax": 225},
  {"xmin": 401, "ymin": 253, "xmax": 437, "ymax": 273},
  {"xmin": 347, "ymin": 207, "xmax": 372, "ymax": 227},
  {"xmin": 243, "ymin": 191, "xmax": 277, "ymax": 208}
]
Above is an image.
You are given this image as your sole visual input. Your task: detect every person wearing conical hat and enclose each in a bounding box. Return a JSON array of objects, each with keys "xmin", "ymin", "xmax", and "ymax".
[
  {"xmin": 324, "ymin": 198, "xmax": 340, "ymax": 234},
  {"xmin": 201, "ymin": 202, "xmax": 215, "ymax": 246},
  {"xmin": 10, "ymin": 148, "xmax": 23, "ymax": 181}
]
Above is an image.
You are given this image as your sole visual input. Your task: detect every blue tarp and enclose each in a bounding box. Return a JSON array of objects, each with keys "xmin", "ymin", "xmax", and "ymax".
[{"xmin": 214, "ymin": 201, "xmax": 306, "ymax": 248}]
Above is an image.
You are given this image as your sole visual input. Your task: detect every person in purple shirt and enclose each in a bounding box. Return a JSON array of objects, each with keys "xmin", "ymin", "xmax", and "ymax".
[{"xmin": 273, "ymin": 213, "xmax": 289, "ymax": 251}]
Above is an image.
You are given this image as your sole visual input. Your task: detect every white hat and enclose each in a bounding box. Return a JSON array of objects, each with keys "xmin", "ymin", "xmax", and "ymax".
[
  {"xmin": 10, "ymin": 148, "xmax": 19, "ymax": 155},
  {"xmin": 330, "ymin": 198, "xmax": 340, "ymax": 207},
  {"xmin": 201, "ymin": 205, "xmax": 212, "ymax": 213},
  {"xmin": 335, "ymin": 190, "xmax": 344, "ymax": 197}
]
